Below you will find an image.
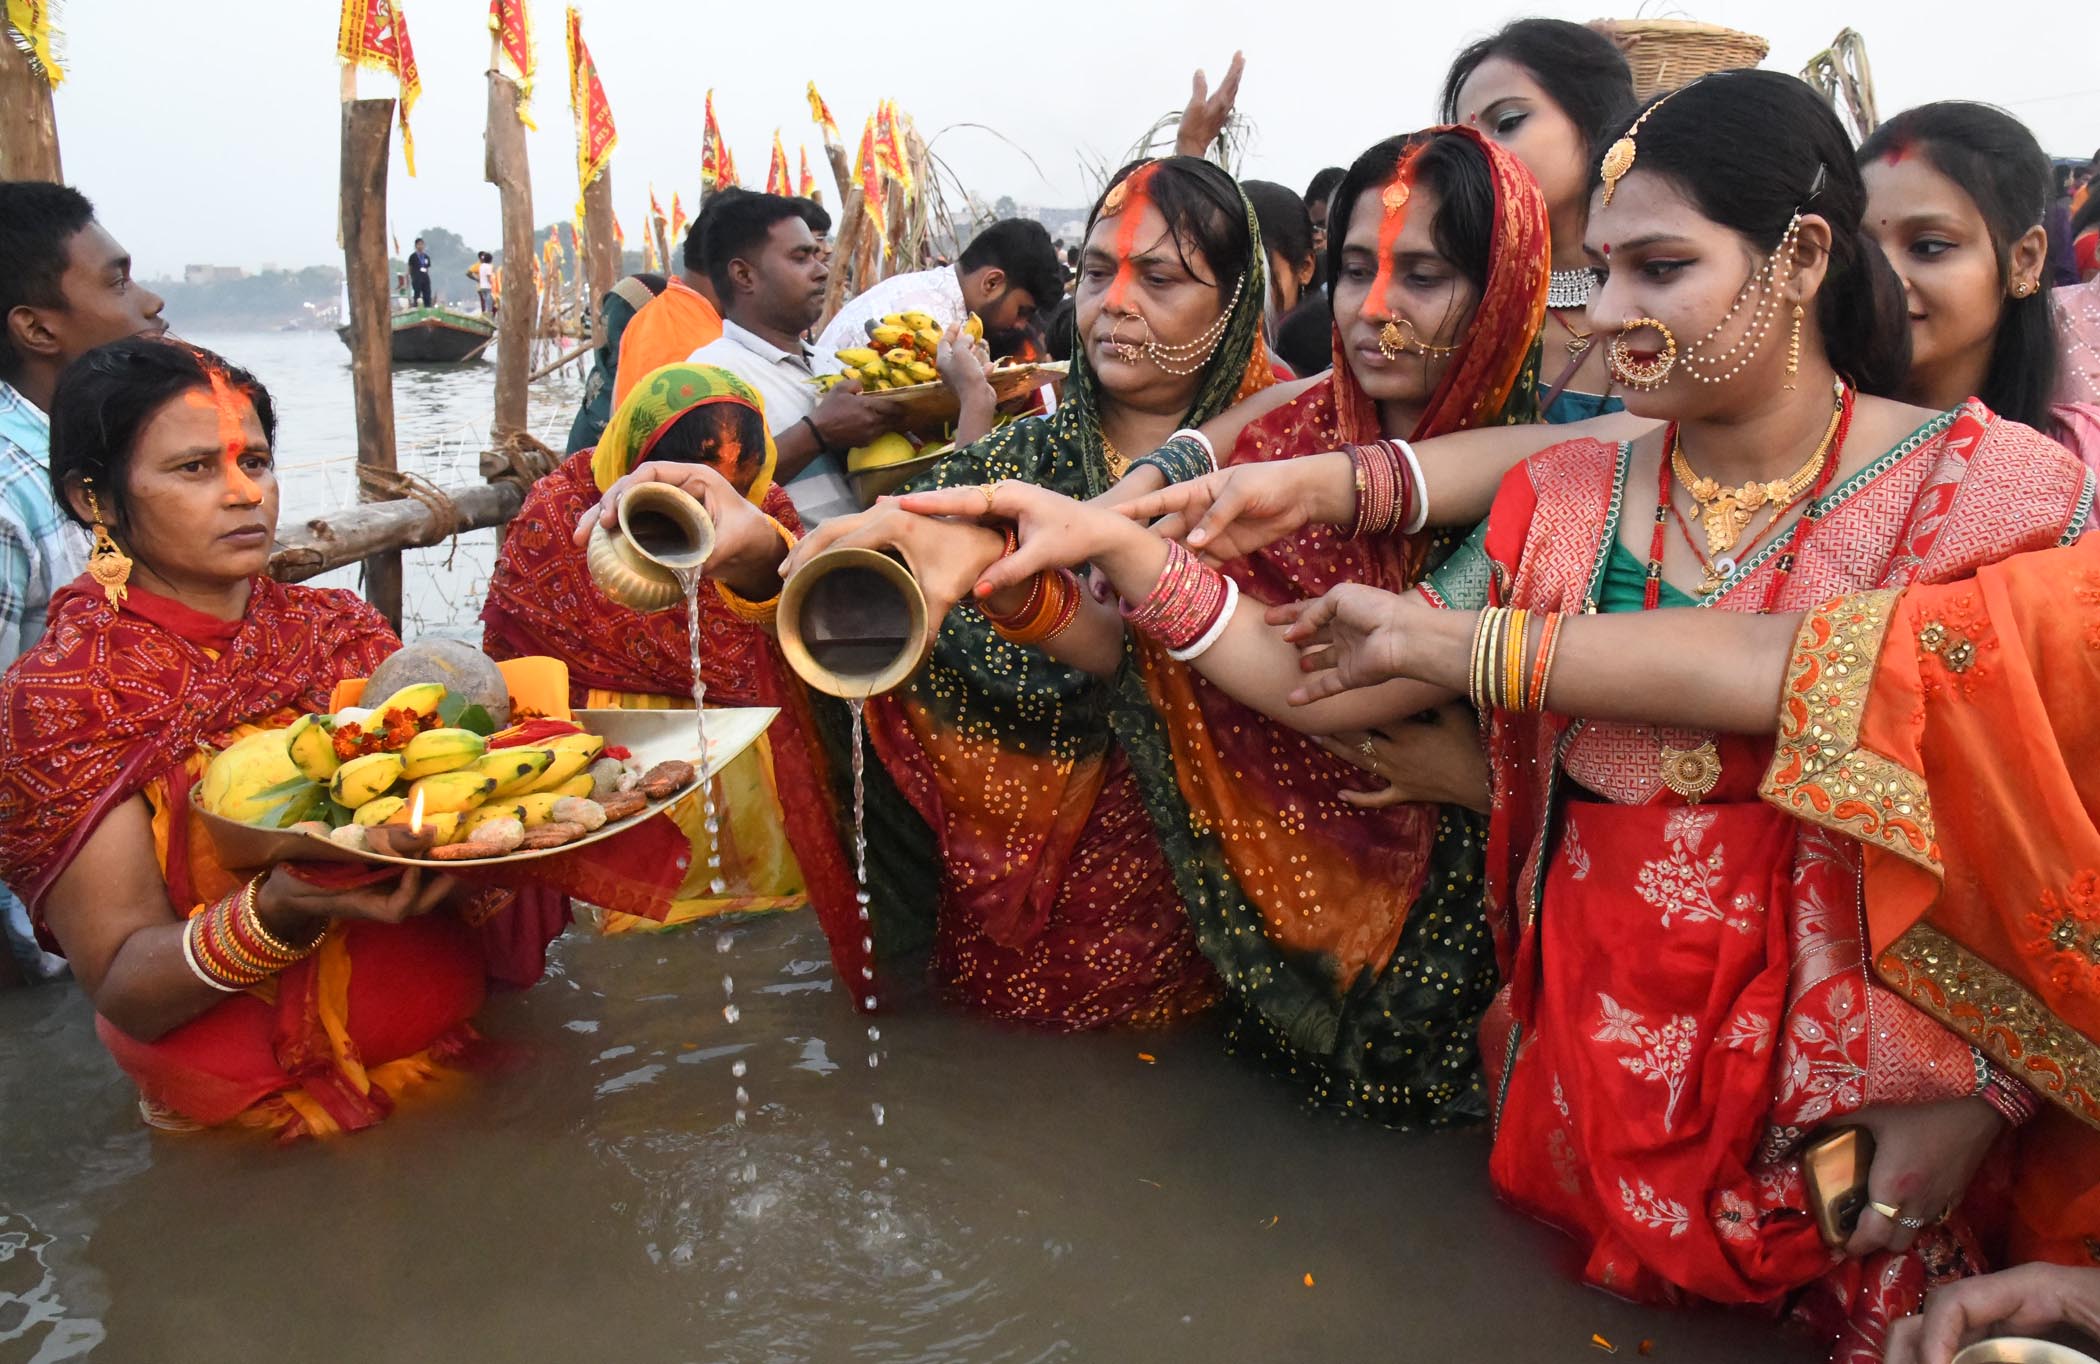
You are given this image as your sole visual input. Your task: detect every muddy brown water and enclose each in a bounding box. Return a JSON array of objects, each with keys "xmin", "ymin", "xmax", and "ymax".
[{"xmin": 0, "ymin": 911, "xmax": 1821, "ymax": 1363}]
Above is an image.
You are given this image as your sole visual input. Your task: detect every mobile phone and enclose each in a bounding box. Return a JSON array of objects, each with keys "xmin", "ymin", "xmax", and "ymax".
[{"xmin": 1801, "ymin": 1125, "xmax": 1876, "ymax": 1247}]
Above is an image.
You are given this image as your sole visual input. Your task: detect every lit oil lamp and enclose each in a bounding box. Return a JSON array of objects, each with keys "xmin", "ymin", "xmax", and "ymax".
[{"xmin": 366, "ymin": 788, "xmax": 434, "ymax": 858}]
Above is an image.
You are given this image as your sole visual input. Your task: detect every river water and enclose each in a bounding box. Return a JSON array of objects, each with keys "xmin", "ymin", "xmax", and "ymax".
[{"xmin": 0, "ymin": 334, "xmax": 1820, "ymax": 1363}]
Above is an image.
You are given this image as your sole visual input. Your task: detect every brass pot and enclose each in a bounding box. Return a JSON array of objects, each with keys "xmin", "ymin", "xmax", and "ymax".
[
  {"xmin": 585, "ymin": 481, "xmax": 718, "ymax": 613},
  {"xmin": 776, "ymin": 546, "xmax": 931, "ymax": 698},
  {"xmin": 1955, "ymin": 1342, "xmax": 2100, "ymax": 1364}
]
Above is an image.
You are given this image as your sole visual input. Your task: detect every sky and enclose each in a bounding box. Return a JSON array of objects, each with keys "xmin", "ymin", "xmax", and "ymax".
[{"xmin": 48, "ymin": 0, "xmax": 2100, "ymax": 279}]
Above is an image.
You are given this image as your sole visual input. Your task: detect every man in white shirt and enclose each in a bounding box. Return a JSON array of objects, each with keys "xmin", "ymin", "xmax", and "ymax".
[
  {"xmin": 813, "ymin": 218, "xmax": 1062, "ymax": 374},
  {"xmin": 688, "ymin": 192, "xmax": 903, "ymax": 525}
]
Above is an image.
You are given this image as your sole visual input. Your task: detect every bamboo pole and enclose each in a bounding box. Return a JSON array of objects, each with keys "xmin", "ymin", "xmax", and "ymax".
[
  {"xmin": 269, "ymin": 480, "xmax": 525, "ymax": 584},
  {"xmin": 0, "ymin": 30, "xmax": 60, "ymax": 181},
  {"xmin": 819, "ymin": 184, "xmax": 867, "ymax": 329},
  {"xmin": 652, "ymin": 214, "xmax": 672, "ymax": 278},
  {"xmin": 484, "ymin": 45, "xmax": 536, "ymax": 446},
  {"xmin": 581, "ymin": 172, "xmax": 618, "ymax": 340},
  {"xmin": 340, "ymin": 95, "xmax": 401, "ymax": 627}
]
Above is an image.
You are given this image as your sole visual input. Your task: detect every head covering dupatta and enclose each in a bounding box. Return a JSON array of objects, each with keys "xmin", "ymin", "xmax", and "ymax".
[{"xmin": 591, "ymin": 362, "xmax": 779, "ymax": 501}]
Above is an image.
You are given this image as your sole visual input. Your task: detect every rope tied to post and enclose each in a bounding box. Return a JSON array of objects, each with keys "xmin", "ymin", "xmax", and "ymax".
[{"xmin": 358, "ymin": 465, "xmax": 466, "ymax": 568}]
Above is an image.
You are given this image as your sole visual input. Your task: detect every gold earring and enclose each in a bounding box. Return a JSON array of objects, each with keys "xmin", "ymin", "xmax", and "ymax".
[
  {"xmin": 1785, "ymin": 304, "xmax": 1804, "ymax": 389},
  {"xmin": 83, "ymin": 483, "xmax": 132, "ymax": 611}
]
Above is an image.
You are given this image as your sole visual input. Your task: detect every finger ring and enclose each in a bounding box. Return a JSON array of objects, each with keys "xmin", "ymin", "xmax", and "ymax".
[
  {"xmin": 979, "ymin": 482, "xmax": 998, "ymax": 515},
  {"xmin": 1896, "ymin": 1213, "xmax": 1929, "ymax": 1231},
  {"xmin": 1867, "ymin": 1200, "xmax": 1903, "ymax": 1220},
  {"xmin": 1358, "ymin": 740, "xmax": 1378, "ymax": 759}
]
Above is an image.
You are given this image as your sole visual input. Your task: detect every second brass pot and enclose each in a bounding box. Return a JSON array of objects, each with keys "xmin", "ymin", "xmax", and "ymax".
[
  {"xmin": 777, "ymin": 546, "xmax": 931, "ymax": 698},
  {"xmin": 585, "ymin": 481, "xmax": 718, "ymax": 613}
]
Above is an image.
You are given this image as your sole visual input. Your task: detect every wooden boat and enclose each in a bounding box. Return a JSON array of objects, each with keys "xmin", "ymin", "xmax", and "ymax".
[{"xmin": 336, "ymin": 306, "xmax": 495, "ymax": 364}]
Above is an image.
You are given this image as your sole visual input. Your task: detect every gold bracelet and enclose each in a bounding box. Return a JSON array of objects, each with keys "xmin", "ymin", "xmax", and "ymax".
[
  {"xmin": 1501, "ymin": 608, "xmax": 1530, "ymax": 712},
  {"xmin": 1467, "ymin": 607, "xmax": 1500, "ymax": 712},
  {"xmin": 240, "ymin": 873, "xmax": 322, "ymax": 962}
]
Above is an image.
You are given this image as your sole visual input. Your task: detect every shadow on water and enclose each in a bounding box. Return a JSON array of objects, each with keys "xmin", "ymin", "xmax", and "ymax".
[{"xmin": 0, "ymin": 913, "xmax": 1822, "ymax": 1363}]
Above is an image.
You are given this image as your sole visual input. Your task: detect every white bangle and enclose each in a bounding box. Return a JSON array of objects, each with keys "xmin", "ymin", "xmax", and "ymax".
[
  {"xmin": 180, "ymin": 915, "xmax": 240, "ymax": 993},
  {"xmin": 1391, "ymin": 439, "xmax": 1429, "ymax": 535},
  {"xmin": 1166, "ymin": 427, "xmax": 1217, "ymax": 474},
  {"xmin": 1168, "ymin": 576, "xmax": 1239, "ymax": 662}
]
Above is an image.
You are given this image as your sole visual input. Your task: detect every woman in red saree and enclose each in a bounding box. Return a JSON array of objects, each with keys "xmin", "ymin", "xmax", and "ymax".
[
  {"xmin": 1274, "ymin": 535, "xmax": 2100, "ymax": 1316},
  {"xmin": 480, "ymin": 362, "xmax": 860, "ymax": 936},
  {"xmin": 951, "ymin": 73, "xmax": 2091, "ymax": 1358},
  {"xmin": 0, "ymin": 338, "xmax": 568, "ymax": 1139}
]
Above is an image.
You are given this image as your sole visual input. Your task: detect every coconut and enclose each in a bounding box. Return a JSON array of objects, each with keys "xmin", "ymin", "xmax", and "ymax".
[{"xmin": 361, "ymin": 639, "xmax": 511, "ymax": 727}]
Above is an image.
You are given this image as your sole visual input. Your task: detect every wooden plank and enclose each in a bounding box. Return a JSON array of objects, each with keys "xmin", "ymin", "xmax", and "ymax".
[
  {"xmin": 484, "ymin": 57, "xmax": 536, "ymax": 445},
  {"xmin": 339, "ymin": 97, "xmax": 401, "ymax": 626},
  {"xmin": 0, "ymin": 27, "xmax": 60, "ymax": 181},
  {"xmin": 269, "ymin": 480, "xmax": 524, "ymax": 584}
]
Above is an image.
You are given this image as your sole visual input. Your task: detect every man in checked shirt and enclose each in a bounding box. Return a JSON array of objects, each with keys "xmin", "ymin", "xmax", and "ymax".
[{"xmin": 0, "ymin": 182, "xmax": 167, "ymax": 983}]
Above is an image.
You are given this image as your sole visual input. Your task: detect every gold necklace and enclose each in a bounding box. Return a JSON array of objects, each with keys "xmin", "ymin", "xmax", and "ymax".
[
  {"xmin": 1552, "ymin": 310, "xmax": 1593, "ymax": 357},
  {"xmin": 1670, "ymin": 379, "xmax": 1843, "ymax": 559},
  {"xmin": 1101, "ymin": 431, "xmax": 1129, "ymax": 479}
]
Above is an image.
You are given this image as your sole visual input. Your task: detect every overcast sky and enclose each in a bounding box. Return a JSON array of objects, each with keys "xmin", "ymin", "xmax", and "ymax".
[{"xmin": 50, "ymin": 0, "xmax": 2100, "ymax": 278}]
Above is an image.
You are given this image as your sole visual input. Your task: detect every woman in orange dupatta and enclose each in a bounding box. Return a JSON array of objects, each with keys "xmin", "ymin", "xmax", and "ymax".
[
  {"xmin": 1292, "ymin": 535, "xmax": 2100, "ymax": 1290},
  {"xmin": 481, "ymin": 363, "xmax": 861, "ymax": 941},
  {"xmin": 0, "ymin": 339, "xmax": 567, "ymax": 1139}
]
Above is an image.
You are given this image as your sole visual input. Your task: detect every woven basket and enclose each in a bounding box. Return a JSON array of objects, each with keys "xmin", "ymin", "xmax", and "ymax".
[{"xmin": 1591, "ymin": 18, "xmax": 1771, "ymax": 99}]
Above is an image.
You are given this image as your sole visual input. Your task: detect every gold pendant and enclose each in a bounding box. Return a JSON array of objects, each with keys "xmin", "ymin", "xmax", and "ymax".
[
  {"xmin": 1698, "ymin": 495, "xmax": 1754, "ymax": 559},
  {"xmin": 1659, "ymin": 738, "xmax": 1721, "ymax": 804}
]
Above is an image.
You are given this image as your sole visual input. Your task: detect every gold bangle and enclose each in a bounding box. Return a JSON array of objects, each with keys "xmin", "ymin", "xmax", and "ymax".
[
  {"xmin": 1467, "ymin": 607, "xmax": 1499, "ymax": 711},
  {"xmin": 240, "ymin": 873, "xmax": 322, "ymax": 963},
  {"xmin": 1502, "ymin": 608, "xmax": 1530, "ymax": 711}
]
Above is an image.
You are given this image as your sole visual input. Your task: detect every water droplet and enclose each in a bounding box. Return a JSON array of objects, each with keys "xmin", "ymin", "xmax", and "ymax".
[
  {"xmin": 742, "ymin": 1162, "xmax": 757, "ymax": 1183},
  {"xmin": 735, "ymin": 1108, "xmax": 748, "ymax": 1126},
  {"xmin": 860, "ymin": 965, "xmax": 875, "ymax": 981},
  {"xmin": 878, "ymin": 1156, "xmax": 890, "ymax": 1170},
  {"xmin": 731, "ymin": 1059, "xmax": 747, "ymax": 1078},
  {"xmin": 670, "ymin": 1240, "xmax": 695, "ymax": 1266},
  {"xmin": 867, "ymin": 1054, "xmax": 880, "ymax": 1069},
  {"xmin": 861, "ymin": 935, "xmax": 874, "ymax": 954},
  {"xmin": 715, "ymin": 933, "xmax": 733, "ymax": 954},
  {"xmin": 735, "ymin": 1086, "xmax": 750, "ymax": 1106},
  {"xmin": 722, "ymin": 1003, "xmax": 741, "ymax": 1024},
  {"xmin": 870, "ymin": 1102, "xmax": 885, "ymax": 1126},
  {"xmin": 721, "ymin": 975, "xmax": 735, "ymax": 995},
  {"xmin": 710, "ymin": 878, "xmax": 728, "ymax": 895},
  {"xmin": 856, "ymin": 889, "xmax": 872, "ymax": 906},
  {"xmin": 863, "ymin": 995, "xmax": 878, "ymax": 1010},
  {"xmin": 866, "ymin": 1025, "xmax": 881, "ymax": 1042}
]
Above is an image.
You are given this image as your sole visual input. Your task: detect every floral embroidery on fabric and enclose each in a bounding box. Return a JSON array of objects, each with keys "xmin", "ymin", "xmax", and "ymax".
[
  {"xmin": 2025, "ymin": 869, "xmax": 2100, "ymax": 996},
  {"xmin": 1618, "ymin": 1177, "xmax": 1691, "ymax": 1237},
  {"xmin": 1712, "ymin": 1188, "xmax": 1758, "ymax": 1245},
  {"xmin": 1720, "ymin": 1009, "xmax": 1774, "ymax": 1055},
  {"xmin": 1561, "ymin": 820, "xmax": 1591, "ymax": 881},
  {"xmin": 1594, "ymin": 993, "xmax": 1698, "ymax": 1132},
  {"xmin": 1636, "ymin": 808, "xmax": 1757, "ymax": 933},
  {"xmin": 1782, "ymin": 980, "xmax": 1869, "ymax": 1128}
]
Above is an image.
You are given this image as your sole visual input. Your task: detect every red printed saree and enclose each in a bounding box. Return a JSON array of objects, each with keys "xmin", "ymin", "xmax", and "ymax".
[
  {"xmin": 1428, "ymin": 403, "xmax": 2092, "ymax": 1357},
  {"xmin": 0, "ymin": 577, "xmax": 567, "ymax": 1138}
]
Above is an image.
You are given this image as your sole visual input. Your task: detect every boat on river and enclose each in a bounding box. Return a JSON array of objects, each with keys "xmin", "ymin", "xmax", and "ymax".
[{"xmin": 336, "ymin": 305, "xmax": 495, "ymax": 364}]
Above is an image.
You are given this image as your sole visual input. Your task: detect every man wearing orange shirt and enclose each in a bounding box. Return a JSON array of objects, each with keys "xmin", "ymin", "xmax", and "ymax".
[{"xmin": 613, "ymin": 212, "xmax": 726, "ymax": 409}]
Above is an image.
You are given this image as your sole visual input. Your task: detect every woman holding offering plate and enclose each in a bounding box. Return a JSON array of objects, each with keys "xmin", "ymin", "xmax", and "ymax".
[{"xmin": 0, "ymin": 338, "xmax": 567, "ymax": 1139}]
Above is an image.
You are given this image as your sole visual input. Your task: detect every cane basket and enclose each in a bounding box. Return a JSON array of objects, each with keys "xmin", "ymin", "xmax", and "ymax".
[{"xmin": 1591, "ymin": 18, "xmax": 1771, "ymax": 99}]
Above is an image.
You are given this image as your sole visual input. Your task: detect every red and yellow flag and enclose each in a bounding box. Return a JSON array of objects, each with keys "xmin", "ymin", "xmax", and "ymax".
[
  {"xmin": 701, "ymin": 91, "xmax": 730, "ymax": 191},
  {"xmin": 565, "ymin": 6, "xmax": 617, "ymax": 209},
  {"xmin": 766, "ymin": 132, "xmax": 791, "ymax": 196},
  {"xmin": 487, "ymin": 0, "xmax": 535, "ymax": 128},
  {"xmin": 806, "ymin": 81, "xmax": 841, "ymax": 148},
  {"xmin": 798, "ymin": 145, "xmax": 819, "ymax": 201},
  {"xmin": 875, "ymin": 100, "xmax": 915, "ymax": 199},
  {"xmin": 669, "ymin": 192, "xmax": 688, "ymax": 245},
  {"xmin": 337, "ymin": 0, "xmax": 422, "ymax": 175},
  {"xmin": 5, "ymin": 0, "xmax": 63, "ymax": 85},
  {"xmin": 854, "ymin": 115, "xmax": 888, "ymax": 252}
]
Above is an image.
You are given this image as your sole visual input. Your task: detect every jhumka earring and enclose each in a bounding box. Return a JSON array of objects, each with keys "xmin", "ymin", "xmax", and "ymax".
[
  {"xmin": 1785, "ymin": 304, "xmax": 1804, "ymax": 388},
  {"xmin": 83, "ymin": 480, "xmax": 132, "ymax": 611},
  {"xmin": 1606, "ymin": 318, "xmax": 1678, "ymax": 391}
]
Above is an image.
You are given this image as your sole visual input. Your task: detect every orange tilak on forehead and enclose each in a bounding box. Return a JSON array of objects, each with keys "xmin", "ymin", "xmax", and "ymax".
[
  {"xmin": 1101, "ymin": 163, "xmax": 1160, "ymax": 310},
  {"xmin": 182, "ymin": 367, "xmax": 262, "ymax": 496},
  {"xmin": 1364, "ymin": 153, "xmax": 1419, "ymax": 318}
]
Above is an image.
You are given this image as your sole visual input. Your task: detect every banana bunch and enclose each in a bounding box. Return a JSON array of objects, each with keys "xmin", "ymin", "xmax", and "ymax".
[
  {"xmin": 199, "ymin": 682, "xmax": 616, "ymax": 848},
  {"xmin": 834, "ymin": 311, "xmax": 982, "ymax": 391}
]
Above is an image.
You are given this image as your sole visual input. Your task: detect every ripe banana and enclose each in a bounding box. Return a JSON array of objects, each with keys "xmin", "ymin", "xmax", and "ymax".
[
  {"xmin": 330, "ymin": 752, "xmax": 406, "ymax": 809},
  {"xmin": 549, "ymin": 774, "xmax": 597, "ymax": 800},
  {"xmin": 365, "ymin": 682, "xmax": 446, "ymax": 720},
  {"xmin": 866, "ymin": 323, "xmax": 911, "ymax": 349},
  {"xmin": 882, "ymin": 347, "xmax": 919, "ymax": 371},
  {"xmin": 898, "ymin": 360, "xmax": 938, "ymax": 384},
  {"xmin": 200, "ymin": 728, "xmax": 323, "ymax": 828},
  {"xmin": 354, "ymin": 795, "xmax": 407, "ymax": 827},
  {"xmin": 914, "ymin": 326, "xmax": 944, "ymax": 355},
  {"xmin": 462, "ymin": 801, "xmax": 529, "ymax": 837},
  {"xmin": 899, "ymin": 311, "xmax": 937, "ymax": 331},
  {"xmin": 400, "ymin": 728, "xmax": 488, "ymax": 781},
  {"xmin": 284, "ymin": 714, "xmax": 340, "ymax": 781},
  {"xmin": 963, "ymin": 313, "xmax": 984, "ymax": 342},
  {"xmin": 546, "ymin": 733, "xmax": 609, "ymax": 761},
  {"xmin": 513, "ymin": 793, "xmax": 565, "ymax": 828},
  {"xmin": 474, "ymin": 748, "xmax": 556, "ymax": 798},
  {"xmin": 835, "ymin": 347, "xmax": 884, "ymax": 370},
  {"xmin": 408, "ymin": 771, "xmax": 497, "ymax": 814}
]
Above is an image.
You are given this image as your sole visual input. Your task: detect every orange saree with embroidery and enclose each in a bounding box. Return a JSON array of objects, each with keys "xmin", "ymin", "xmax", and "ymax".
[
  {"xmin": 1766, "ymin": 539, "xmax": 2100, "ymax": 1268},
  {"xmin": 0, "ymin": 578, "xmax": 569, "ymax": 1138}
]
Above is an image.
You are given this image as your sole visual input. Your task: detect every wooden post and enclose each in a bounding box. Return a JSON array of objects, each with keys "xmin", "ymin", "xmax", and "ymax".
[
  {"xmin": 0, "ymin": 27, "xmax": 61, "ymax": 180},
  {"xmin": 819, "ymin": 184, "xmax": 866, "ymax": 328},
  {"xmin": 581, "ymin": 171, "xmax": 617, "ymax": 339},
  {"xmin": 340, "ymin": 96, "xmax": 401, "ymax": 628},
  {"xmin": 652, "ymin": 214, "xmax": 672, "ymax": 278},
  {"xmin": 484, "ymin": 45, "xmax": 535, "ymax": 446}
]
